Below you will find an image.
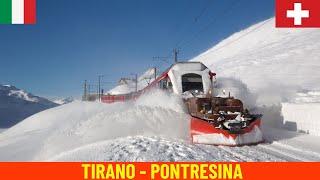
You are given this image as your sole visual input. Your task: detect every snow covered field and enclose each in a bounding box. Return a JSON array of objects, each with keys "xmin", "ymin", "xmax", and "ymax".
[
  {"xmin": 1, "ymin": 17, "xmax": 320, "ymax": 162},
  {"xmin": 1, "ymin": 90, "xmax": 320, "ymax": 162}
]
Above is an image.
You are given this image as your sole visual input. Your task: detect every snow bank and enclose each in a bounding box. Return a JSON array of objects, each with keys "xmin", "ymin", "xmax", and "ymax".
[
  {"xmin": 192, "ymin": 18, "xmax": 320, "ymax": 92},
  {"xmin": 191, "ymin": 17, "xmax": 320, "ymax": 135},
  {"xmin": 0, "ymin": 90, "xmax": 189, "ymax": 161},
  {"xmin": 282, "ymin": 103, "xmax": 320, "ymax": 136},
  {"xmin": 50, "ymin": 136, "xmax": 212, "ymax": 162}
]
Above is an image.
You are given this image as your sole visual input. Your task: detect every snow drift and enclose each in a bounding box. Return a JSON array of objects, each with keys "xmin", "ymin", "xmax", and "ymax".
[
  {"xmin": 192, "ymin": 18, "xmax": 320, "ymax": 94},
  {"xmin": 191, "ymin": 18, "xmax": 320, "ymax": 135},
  {"xmin": 0, "ymin": 90, "xmax": 189, "ymax": 161},
  {"xmin": 50, "ymin": 136, "xmax": 212, "ymax": 162}
]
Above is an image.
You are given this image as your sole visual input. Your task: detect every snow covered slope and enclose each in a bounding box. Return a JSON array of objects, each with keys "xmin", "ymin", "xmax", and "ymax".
[
  {"xmin": 0, "ymin": 85, "xmax": 58, "ymax": 128},
  {"xmin": 192, "ymin": 18, "xmax": 320, "ymax": 94},
  {"xmin": 1, "ymin": 89, "xmax": 320, "ymax": 162},
  {"xmin": 191, "ymin": 17, "xmax": 320, "ymax": 135},
  {"xmin": 0, "ymin": 90, "xmax": 188, "ymax": 161}
]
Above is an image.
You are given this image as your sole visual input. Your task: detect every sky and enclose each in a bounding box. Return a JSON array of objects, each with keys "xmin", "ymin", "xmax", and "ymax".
[{"xmin": 0, "ymin": 0, "xmax": 274, "ymax": 98}]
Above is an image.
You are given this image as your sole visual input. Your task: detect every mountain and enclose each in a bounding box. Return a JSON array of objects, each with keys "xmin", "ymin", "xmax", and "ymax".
[
  {"xmin": 0, "ymin": 84, "xmax": 58, "ymax": 128},
  {"xmin": 52, "ymin": 97, "xmax": 74, "ymax": 105}
]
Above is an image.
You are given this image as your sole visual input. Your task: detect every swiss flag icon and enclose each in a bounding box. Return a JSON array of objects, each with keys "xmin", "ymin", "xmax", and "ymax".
[{"xmin": 276, "ymin": 0, "xmax": 320, "ymax": 27}]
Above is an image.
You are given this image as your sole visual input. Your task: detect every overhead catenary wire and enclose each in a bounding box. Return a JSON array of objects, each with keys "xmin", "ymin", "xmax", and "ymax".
[
  {"xmin": 176, "ymin": 0, "xmax": 240, "ymax": 50},
  {"xmin": 157, "ymin": 0, "xmax": 240, "ymax": 63},
  {"xmin": 196, "ymin": 18, "xmax": 272, "ymax": 61},
  {"xmin": 194, "ymin": 0, "xmax": 212, "ymax": 22},
  {"xmin": 208, "ymin": 19, "xmax": 272, "ymax": 53},
  {"xmin": 88, "ymin": 1, "xmax": 268, "ymax": 96},
  {"xmin": 170, "ymin": 0, "xmax": 272, "ymax": 63}
]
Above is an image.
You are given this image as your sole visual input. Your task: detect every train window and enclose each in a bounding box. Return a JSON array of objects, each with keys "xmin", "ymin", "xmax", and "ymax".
[
  {"xmin": 159, "ymin": 79, "xmax": 167, "ymax": 89},
  {"xmin": 182, "ymin": 73, "xmax": 203, "ymax": 92}
]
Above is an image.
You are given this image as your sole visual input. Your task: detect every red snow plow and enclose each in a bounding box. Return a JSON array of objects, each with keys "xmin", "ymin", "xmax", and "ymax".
[
  {"xmin": 101, "ymin": 62, "xmax": 263, "ymax": 146},
  {"xmin": 185, "ymin": 96, "xmax": 263, "ymax": 146}
]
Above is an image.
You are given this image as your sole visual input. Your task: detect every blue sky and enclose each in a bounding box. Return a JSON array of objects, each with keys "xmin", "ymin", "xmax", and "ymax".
[{"xmin": 0, "ymin": 0, "xmax": 274, "ymax": 98}]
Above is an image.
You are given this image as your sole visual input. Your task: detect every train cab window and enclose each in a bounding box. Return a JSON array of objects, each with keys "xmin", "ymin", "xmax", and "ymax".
[
  {"xmin": 182, "ymin": 73, "xmax": 203, "ymax": 92},
  {"xmin": 159, "ymin": 79, "xmax": 168, "ymax": 89},
  {"xmin": 167, "ymin": 80, "xmax": 173, "ymax": 92},
  {"xmin": 159, "ymin": 79, "xmax": 173, "ymax": 91},
  {"xmin": 168, "ymin": 81, "xmax": 173, "ymax": 89}
]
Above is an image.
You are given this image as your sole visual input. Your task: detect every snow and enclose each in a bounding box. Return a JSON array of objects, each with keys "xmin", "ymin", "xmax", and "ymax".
[
  {"xmin": 282, "ymin": 102, "xmax": 320, "ymax": 136},
  {"xmin": 1, "ymin": 90, "xmax": 320, "ymax": 162},
  {"xmin": 292, "ymin": 91, "xmax": 320, "ymax": 103},
  {"xmin": 8, "ymin": 89, "xmax": 39, "ymax": 102},
  {"xmin": 0, "ymin": 90, "xmax": 189, "ymax": 161},
  {"xmin": 108, "ymin": 68, "xmax": 157, "ymax": 95},
  {"xmin": 52, "ymin": 97, "xmax": 74, "ymax": 105},
  {"xmin": 50, "ymin": 136, "xmax": 214, "ymax": 162},
  {"xmin": 192, "ymin": 18, "xmax": 320, "ymax": 93},
  {"xmin": 191, "ymin": 17, "xmax": 320, "ymax": 135}
]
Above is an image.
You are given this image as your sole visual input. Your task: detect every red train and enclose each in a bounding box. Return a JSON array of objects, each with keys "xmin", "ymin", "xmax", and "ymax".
[{"xmin": 102, "ymin": 62, "xmax": 263, "ymax": 146}]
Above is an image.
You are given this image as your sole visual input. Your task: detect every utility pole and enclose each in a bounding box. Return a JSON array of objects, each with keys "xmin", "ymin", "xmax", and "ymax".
[
  {"xmin": 135, "ymin": 74, "xmax": 138, "ymax": 93},
  {"xmin": 83, "ymin": 80, "xmax": 87, "ymax": 101},
  {"xmin": 173, "ymin": 48, "xmax": 179, "ymax": 63},
  {"xmin": 130, "ymin": 73, "xmax": 138, "ymax": 93},
  {"xmin": 154, "ymin": 67, "xmax": 157, "ymax": 81},
  {"xmin": 98, "ymin": 75, "xmax": 104, "ymax": 102}
]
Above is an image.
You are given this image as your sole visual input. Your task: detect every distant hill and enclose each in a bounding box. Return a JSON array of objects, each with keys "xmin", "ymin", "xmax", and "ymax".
[
  {"xmin": 0, "ymin": 84, "xmax": 58, "ymax": 128},
  {"xmin": 52, "ymin": 97, "xmax": 74, "ymax": 105}
]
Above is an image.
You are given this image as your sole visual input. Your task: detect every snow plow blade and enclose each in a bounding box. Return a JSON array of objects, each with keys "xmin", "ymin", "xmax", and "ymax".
[
  {"xmin": 190, "ymin": 117, "xmax": 263, "ymax": 146},
  {"xmin": 185, "ymin": 97, "xmax": 264, "ymax": 146}
]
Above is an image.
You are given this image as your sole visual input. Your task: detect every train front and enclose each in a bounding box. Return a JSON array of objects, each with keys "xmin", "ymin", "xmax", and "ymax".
[{"xmin": 167, "ymin": 62, "xmax": 263, "ymax": 146}]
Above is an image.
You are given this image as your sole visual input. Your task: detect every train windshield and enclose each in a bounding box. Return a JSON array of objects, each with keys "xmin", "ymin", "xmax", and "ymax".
[{"xmin": 181, "ymin": 73, "xmax": 203, "ymax": 92}]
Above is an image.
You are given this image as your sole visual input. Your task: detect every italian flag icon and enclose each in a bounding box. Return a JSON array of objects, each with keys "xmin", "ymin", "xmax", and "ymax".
[{"xmin": 0, "ymin": 0, "xmax": 36, "ymax": 24}]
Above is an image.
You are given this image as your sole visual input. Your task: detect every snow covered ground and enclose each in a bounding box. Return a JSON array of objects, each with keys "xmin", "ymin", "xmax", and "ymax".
[
  {"xmin": 1, "ymin": 90, "xmax": 320, "ymax": 162},
  {"xmin": 191, "ymin": 17, "xmax": 320, "ymax": 136},
  {"xmin": 0, "ymin": 91, "xmax": 188, "ymax": 161},
  {"xmin": 192, "ymin": 18, "xmax": 320, "ymax": 93}
]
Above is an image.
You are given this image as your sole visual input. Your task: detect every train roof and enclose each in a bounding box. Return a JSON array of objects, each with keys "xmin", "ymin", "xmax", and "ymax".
[{"xmin": 169, "ymin": 61, "xmax": 209, "ymax": 71}]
